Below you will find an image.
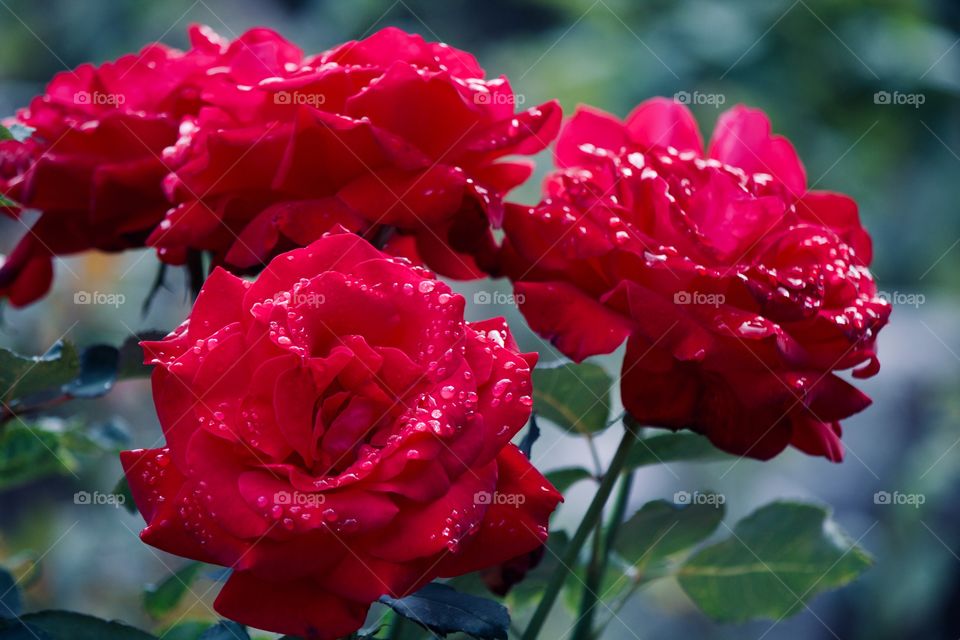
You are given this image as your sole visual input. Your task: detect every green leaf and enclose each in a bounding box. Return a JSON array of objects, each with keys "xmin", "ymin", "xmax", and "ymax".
[
  {"xmin": 532, "ymin": 362, "xmax": 612, "ymax": 435},
  {"xmin": 157, "ymin": 621, "xmax": 213, "ymax": 640},
  {"xmin": 615, "ymin": 498, "xmax": 724, "ymax": 568},
  {"xmin": 379, "ymin": 582, "xmax": 509, "ymax": 640},
  {"xmin": 0, "ymin": 123, "xmax": 33, "ymax": 142},
  {"xmin": 113, "ymin": 476, "xmax": 137, "ymax": 514},
  {"xmin": 516, "ymin": 414, "xmax": 540, "ymax": 458},
  {"xmin": 198, "ymin": 621, "xmax": 249, "ymax": 639},
  {"xmin": 625, "ymin": 432, "xmax": 732, "ymax": 470},
  {"xmin": 65, "ymin": 345, "xmax": 120, "ymax": 398},
  {"xmin": 117, "ymin": 333, "xmax": 163, "ymax": 380},
  {"xmin": 144, "ymin": 562, "xmax": 204, "ymax": 618},
  {"xmin": 0, "ymin": 336, "xmax": 157, "ymax": 410},
  {"xmin": 0, "ymin": 418, "xmax": 76, "ymax": 490},
  {"xmin": 0, "ymin": 567, "xmax": 21, "ymax": 618},
  {"xmin": 0, "ymin": 611, "xmax": 156, "ymax": 639},
  {"xmin": 677, "ymin": 501, "xmax": 872, "ymax": 623},
  {"xmin": 0, "ymin": 342, "xmax": 80, "ymax": 404},
  {"xmin": 544, "ymin": 467, "xmax": 594, "ymax": 494}
]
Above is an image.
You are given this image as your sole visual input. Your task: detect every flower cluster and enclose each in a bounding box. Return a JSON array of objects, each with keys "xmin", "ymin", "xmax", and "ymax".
[
  {"xmin": 0, "ymin": 23, "xmax": 891, "ymax": 640},
  {"xmin": 0, "ymin": 25, "xmax": 559, "ymax": 305},
  {"xmin": 501, "ymin": 98, "xmax": 891, "ymax": 460}
]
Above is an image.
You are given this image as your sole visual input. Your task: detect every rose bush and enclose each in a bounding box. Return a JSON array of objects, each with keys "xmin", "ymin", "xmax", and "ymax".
[
  {"xmin": 149, "ymin": 26, "xmax": 561, "ymax": 279},
  {"xmin": 0, "ymin": 25, "xmax": 302, "ymax": 306},
  {"xmin": 502, "ymin": 98, "xmax": 891, "ymax": 461},
  {"xmin": 121, "ymin": 232, "xmax": 560, "ymax": 638}
]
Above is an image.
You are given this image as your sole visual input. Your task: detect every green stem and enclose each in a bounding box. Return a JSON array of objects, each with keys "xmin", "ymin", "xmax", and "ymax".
[
  {"xmin": 521, "ymin": 427, "xmax": 637, "ymax": 640},
  {"xmin": 602, "ymin": 470, "xmax": 634, "ymax": 560},
  {"xmin": 571, "ymin": 469, "xmax": 634, "ymax": 640},
  {"xmin": 572, "ymin": 520, "xmax": 605, "ymax": 640}
]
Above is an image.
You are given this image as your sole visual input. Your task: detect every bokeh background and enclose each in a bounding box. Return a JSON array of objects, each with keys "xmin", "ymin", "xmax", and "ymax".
[{"xmin": 1, "ymin": 0, "xmax": 959, "ymax": 638}]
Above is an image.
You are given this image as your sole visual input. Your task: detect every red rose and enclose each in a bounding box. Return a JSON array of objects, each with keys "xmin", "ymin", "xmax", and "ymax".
[
  {"xmin": 0, "ymin": 25, "xmax": 301, "ymax": 306},
  {"xmin": 502, "ymin": 98, "xmax": 890, "ymax": 461},
  {"xmin": 148, "ymin": 27, "xmax": 561, "ymax": 280},
  {"xmin": 120, "ymin": 232, "xmax": 560, "ymax": 639}
]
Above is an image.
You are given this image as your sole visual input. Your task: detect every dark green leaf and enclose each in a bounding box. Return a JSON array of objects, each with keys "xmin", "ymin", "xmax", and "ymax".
[
  {"xmin": 625, "ymin": 432, "xmax": 732, "ymax": 470},
  {"xmin": 1, "ymin": 611, "xmax": 156, "ymax": 639},
  {"xmin": 0, "ymin": 342, "xmax": 80, "ymax": 404},
  {"xmin": 113, "ymin": 476, "xmax": 137, "ymax": 514},
  {"xmin": 0, "ymin": 419, "xmax": 75, "ymax": 490},
  {"xmin": 0, "ymin": 619, "xmax": 53, "ymax": 640},
  {"xmin": 157, "ymin": 621, "xmax": 212, "ymax": 640},
  {"xmin": 118, "ymin": 332, "xmax": 163, "ymax": 380},
  {"xmin": 615, "ymin": 498, "xmax": 724, "ymax": 568},
  {"xmin": 532, "ymin": 362, "xmax": 612, "ymax": 435},
  {"xmin": 379, "ymin": 582, "xmax": 509, "ymax": 640},
  {"xmin": 678, "ymin": 501, "xmax": 872, "ymax": 622},
  {"xmin": 144, "ymin": 562, "xmax": 204, "ymax": 618},
  {"xmin": 517, "ymin": 414, "xmax": 540, "ymax": 458},
  {"xmin": 65, "ymin": 345, "xmax": 120, "ymax": 398},
  {"xmin": 544, "ymin": 467, "xmax": 594, "ymax": 494},
  {"xmin": 198, "ymin": 620, "xmax": 248, "ymax": 640},
  {"xmin": 0, "ymin": 567, "xmax": 21, "ymax": 618},
  {"xmin": 0, "ymin": 194, "xmax": 17, "ymax": 208}
]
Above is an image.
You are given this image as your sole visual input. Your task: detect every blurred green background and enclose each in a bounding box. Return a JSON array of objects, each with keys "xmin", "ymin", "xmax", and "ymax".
[{"xmin": 1, "ymin": 1, "xmax": 959, "ymax": 639}]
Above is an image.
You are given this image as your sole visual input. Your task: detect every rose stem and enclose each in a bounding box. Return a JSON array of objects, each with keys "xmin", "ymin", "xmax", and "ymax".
[
  {"xmin": 571, "ymin": 469, "xmax": 635, "ymax": 640},
  {"xmin": 521, "ymin": 426, "xmax": 637, "ymax": 640}
]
